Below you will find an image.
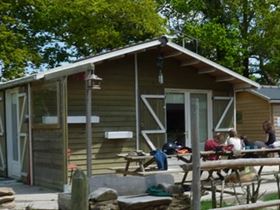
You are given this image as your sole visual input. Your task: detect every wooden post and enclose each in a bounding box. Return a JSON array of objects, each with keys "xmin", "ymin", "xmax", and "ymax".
[
  {"xmin": 275, "ymin": 173, "xmax": 280, "ymax": 210},
  {"xmin": 191, "ymin": 98, "xmax": 200, "ymax": 210},
  {"xmin": 71, "ymin": 169, "xmax": 88, "ymax": 210},
  {"xmin": 86, "ymin": 68, "xmax": 93, "ymax": 177},
  {"xmin": 211, "ymin": 179, "xmax": 217, "ymax": 208}
]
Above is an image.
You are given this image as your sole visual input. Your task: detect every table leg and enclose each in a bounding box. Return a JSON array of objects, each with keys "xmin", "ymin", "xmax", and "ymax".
[
  {"xmin": 124, "ymin": 160, "xmax": 130, "ymax": 176},
  {"xmin": 134, "ymin": 158, "xmax": 155, "ymax": 172},
  {"xmin": 258, "ymin": 166, "xmax": 264, "ymax": 176},
  {"xmin": 181, "ymin": 171, "xmax": 189, "ymax": 185}
]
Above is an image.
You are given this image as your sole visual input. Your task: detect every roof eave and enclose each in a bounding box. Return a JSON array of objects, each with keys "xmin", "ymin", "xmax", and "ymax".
[
  {"xmin": 247, "ymin": 89, "xmax": 271, "ymax": 101},
  {"xmin": 269, "ymin": 100, "xmax": 280, "ymax": 103},
  {"xmin": 167, "ymin": 42, "xmax": 260, "ymax": 88},
  {"xmin": 44, "ymin": 39, "xmax": 162, "ymax": 80},
  {"xmin": 0, "ymin": 74, "xmax": 40, "ymax": 90}
]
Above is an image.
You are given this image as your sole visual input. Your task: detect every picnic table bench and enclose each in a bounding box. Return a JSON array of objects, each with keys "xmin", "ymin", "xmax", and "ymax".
[
  {"xmin": 113, "ymin": 147, "xmax": 280, "ymax": 177},
  {"xmin": 113, "ymin": 152, "xmax": 192, "ymax": 176}
]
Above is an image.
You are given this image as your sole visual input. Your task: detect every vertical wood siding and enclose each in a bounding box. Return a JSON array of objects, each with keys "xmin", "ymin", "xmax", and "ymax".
[
  {"xmin": 236, "ymin": 92, "xmax": 270, "ymax": 141},
  {"xmin": 67, "ymin": 56, "xmax": 136, "ymax": 175},
  {"xmin": 0, "ymin": 91, "xmax": 5, "ymax": 176},
  {"xmin": 32, "ymin": 129, "xmax": 64, "ymax": 189},
  {"xmin": 137, "ymin": 51, "xmax": 233, "ymax": 151},
  {"xmin": 272, "ymin": 104, "xmax": 280, "ymax": 139},
  {"xmin": 68, "ymin": 50, "xmax": 234, "ymax": 176},
  {"xmin": 31, "ymin": 81, "xmax": 65, "ymax": 190}
]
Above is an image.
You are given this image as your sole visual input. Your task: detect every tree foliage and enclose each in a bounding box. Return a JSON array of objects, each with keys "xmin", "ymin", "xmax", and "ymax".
[
  {"xmin": 0, "ymin": 0, "xmax": 165, "ymax": 80},
  {"xmin": 159, "ymin": 0, "xmax": 280, "ymax": 84}
]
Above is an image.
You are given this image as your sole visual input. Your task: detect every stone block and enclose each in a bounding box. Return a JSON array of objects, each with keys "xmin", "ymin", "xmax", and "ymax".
[
  {"xmin": 58, "ymin": 193, "xmax": 71, "ymax": 210},
  {"xmin": 89, "ymin": 187, "xmax": 118, "ymax": 202},
  {"xmin": 118, "ymin": 195, "xmax": 172, "ymax": 210},
  {"xmin": 0, "ymin": 196, "xmax": 15, "ymax": 205},
  {"xmin": 0, "ymin": 201, "xmax": 16, "ymax": 209},
  {"xmin": 89, "ymin": 199, "xmax": 119, "ymax": 210},
  {"xmin": 89, "ymin": 174, "xmax": 174, "ymax": 196},
  {"xmin": 0, "ymin": 188, "xmax": 15, "ymax": 197}
]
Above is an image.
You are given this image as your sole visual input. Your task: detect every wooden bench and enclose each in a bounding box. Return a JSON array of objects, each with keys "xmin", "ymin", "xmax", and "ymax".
[{"xmin": 137, "ymin": 168, "xmax": 184, "ymax": 176}]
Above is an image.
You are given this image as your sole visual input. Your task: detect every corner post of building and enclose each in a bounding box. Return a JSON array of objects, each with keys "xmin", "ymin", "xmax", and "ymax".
[
  {"xmin": 85, "ymin": 64, "xmax": 94, "ymax": 178},
  {"xmin": 134, "ymin": 53, "xmax": 140, "ymax": 150},
  {"xmin": 61, "ymin": 76, "xmax": 68, "ymax": 186}
]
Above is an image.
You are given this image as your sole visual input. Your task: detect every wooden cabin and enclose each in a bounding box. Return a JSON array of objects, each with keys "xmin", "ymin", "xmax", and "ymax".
[
  {"xmin": 236, "ymin": 86, "xmax": 280, "ymax": 141},
  {"xmin": 0, "ymin": 37, "xmax": 259, "ymax": 190}
]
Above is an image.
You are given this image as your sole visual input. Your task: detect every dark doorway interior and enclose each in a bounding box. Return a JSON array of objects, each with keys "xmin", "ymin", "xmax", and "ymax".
[{"xmin": 166, "ymin": 103, "xmax": 185, "ymax": 146}]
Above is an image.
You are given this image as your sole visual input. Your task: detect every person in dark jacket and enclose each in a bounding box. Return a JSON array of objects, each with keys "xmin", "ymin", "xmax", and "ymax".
[{"xmin": 263, "ymin": 120, "xmax": 276, "ymax": 147}]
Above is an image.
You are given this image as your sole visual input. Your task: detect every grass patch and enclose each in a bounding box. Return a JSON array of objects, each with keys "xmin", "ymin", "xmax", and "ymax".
[
  {"xmin": 201, "ymin": 200, "xmax": 231, "ymax": 210},
  {"xmin": 262, "ymin": 192, "xmax": 279, "ymax": 201},
  {"xmin": 201, "ymin": 192, "xmax": 280, "ymax": 209},
  {"xmin": 201, "ymin": 200, "xmax": 213, "ymax": 210}
]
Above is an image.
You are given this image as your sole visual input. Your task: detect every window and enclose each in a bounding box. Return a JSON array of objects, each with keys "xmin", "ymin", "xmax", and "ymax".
[
  {"xmin": 32, "ymin": 81, "xmax": 60, "ymax": 126},
  {"xmin": 213, "ymin": 97, "xmax": 234, "ymax": 132}
]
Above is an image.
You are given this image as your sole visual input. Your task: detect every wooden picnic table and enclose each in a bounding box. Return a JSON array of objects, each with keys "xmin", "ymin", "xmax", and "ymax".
[
  {"xmin": 114, "ymin": 152, "xmax": 192, "ymax": 176},
  {"xmin": 114, "ymin": 147, "xmax": 280, "ymax": 176}
]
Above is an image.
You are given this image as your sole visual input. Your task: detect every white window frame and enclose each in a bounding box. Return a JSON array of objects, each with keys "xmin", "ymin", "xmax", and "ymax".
[
  {"xmin": 140, "ymin": 95, "xmax": 165, "ymax": 151},
  {"xmin": 213, "ymin": 96, "xmax": 234, "ymax": 132},
  {"xmin": 165, "ymin": 88, "xmax": 213, "ymax": 147}
]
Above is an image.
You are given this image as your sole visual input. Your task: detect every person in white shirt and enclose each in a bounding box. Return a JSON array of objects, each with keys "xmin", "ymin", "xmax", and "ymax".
[{"xmin": 226, "ymin": 129, "xmax": 243, "ymax": 151}]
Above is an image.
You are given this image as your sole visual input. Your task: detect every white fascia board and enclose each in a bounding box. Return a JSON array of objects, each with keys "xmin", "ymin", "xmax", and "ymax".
[
  {"xmin": 270, "ymin": 100, "xmax": 280, "ymax": 103},
  {"xmin": 167, "ymin": 42, "xmax": 261, "ymax": 88},
  {"xmin": 44, "ymin": 40, "xmax": 162, "ymax": 80},
  {"xmin": 0, "ymin": 74, "xmax": 38, "ymax": 90},
  {"xmin": 247, "ymin": 89, "xmax": 271, "ymax": 101}
]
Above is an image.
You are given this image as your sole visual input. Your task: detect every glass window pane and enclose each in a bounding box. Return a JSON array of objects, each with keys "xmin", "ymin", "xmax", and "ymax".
[
  {"xmin": 213, "ymin": 98, "xmax": 233, "ymax": 131},
  {"xmin": 32, "ymin": 81, "xmax": 59, "ymax": 124},
  {"xmin": 190, "ymin": 93, "xmax": 208, "ymax": 150},
  {"xmin": 12, "ymin": 97, "xmax": 18, "ymax": 161},
  {"xmin": 166, "ymin": 93, "xmax": 184, "ymax": 104}
]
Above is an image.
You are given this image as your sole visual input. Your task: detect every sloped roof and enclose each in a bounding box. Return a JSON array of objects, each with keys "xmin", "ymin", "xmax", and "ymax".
[
  {"xmin": 0, "ymin": 36, "xmax": 260, "ymax": 90},
  {"xmin": 250, "ymin": 86, "xmax": 280, "ymax": 102}
]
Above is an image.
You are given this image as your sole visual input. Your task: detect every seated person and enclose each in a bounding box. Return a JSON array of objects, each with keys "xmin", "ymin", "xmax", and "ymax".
[
  {"xmin": 243, "ymin": 120, "xmax": 276, "ymax": 149},
  {"xmin": 263, "ymin": 120, "xmax": 276, "ymax": 147},
  {"xmin": 226, "ymin": 129, "xmax": 243, "ymax": 151},
  {"xmin": 204, "ymin": 133, "xmax": 225, "ymax": 180}
]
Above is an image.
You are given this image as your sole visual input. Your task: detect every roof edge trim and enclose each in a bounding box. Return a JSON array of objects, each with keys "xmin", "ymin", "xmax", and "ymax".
[{"xmin": 167, "ymin": 42, "xmax": 260, "ymax": 88}]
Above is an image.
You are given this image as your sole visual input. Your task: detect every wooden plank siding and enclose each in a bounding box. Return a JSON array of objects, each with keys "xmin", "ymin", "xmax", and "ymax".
[
  {"xmin": 0, "ymin": 91, "xmax": 5, "ymax": 176},
  {"xmin": 236, "ymin": 92, "xmax": 270, "ymax": 141},
  {"xmin": 137, "ymin": 51, "xmax": 233, "ymax": 151},
  {"xmin": 67, "ymin": 49, "xmax": 234, "ymax": 176},
  {"xmin": 67, "ymin": 55, "xmax": 136, "ymax": 175},
  {"xmin": 31, "ymin": 81, "xmax": 65, "ymax": 190},
  {"xmin": 32, "ymin": 129, "xmax": 64, "ymax": 189},
  {"xmin": 272, "ymin": 104, "xmax": 280, "ymax": 140}
]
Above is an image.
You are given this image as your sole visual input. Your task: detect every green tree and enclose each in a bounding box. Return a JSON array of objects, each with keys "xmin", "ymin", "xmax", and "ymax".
[
  {"xmin": 0, "ymin": 0, "xmax": 165, "ymax": 80},
  {"xmin": 0, "ymin": 0, "xmax": 41, "ymax": 79},
  {"xmin": 159, "ymin": 0, "xmax": 280, "ymax": 84}
]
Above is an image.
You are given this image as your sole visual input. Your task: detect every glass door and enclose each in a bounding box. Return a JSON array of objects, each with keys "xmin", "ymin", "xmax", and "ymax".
[
  {"xmin": 6, "ymin": 90, "xmax": 21, "ymax": 178},
  {"xmin": 166, "ymin": 90, "xmax": 212, "ymax": 149}
]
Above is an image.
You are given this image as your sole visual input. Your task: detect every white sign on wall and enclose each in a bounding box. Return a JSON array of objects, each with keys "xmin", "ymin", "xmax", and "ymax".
[{"xmin": 277, "ymin": 117, "xmax": 280, "ymax": 127}]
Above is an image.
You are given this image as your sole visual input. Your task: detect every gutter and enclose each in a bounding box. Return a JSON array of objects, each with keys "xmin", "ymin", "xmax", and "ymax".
[{"xmin": 0, "ymin": 74, "xmax": 40, "ymax": 90}]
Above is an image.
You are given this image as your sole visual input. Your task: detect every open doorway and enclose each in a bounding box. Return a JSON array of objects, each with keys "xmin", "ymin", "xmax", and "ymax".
[
  {"xmin": 165, "ymin": 90, "xmax": 212, "ymax": 149},
  {"xmin": 166, "ymin": 93, "xmax": 186, "ymax": 146}
]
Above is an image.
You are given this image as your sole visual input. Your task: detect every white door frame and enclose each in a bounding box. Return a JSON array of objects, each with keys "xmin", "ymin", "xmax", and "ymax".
[
  {"xmin": 165, "ymin": 88, "xmax": 213, "ymax": 147},
  {"xmin": 6, "ymin": 88, "xmax": 21, "ymax": 178}
]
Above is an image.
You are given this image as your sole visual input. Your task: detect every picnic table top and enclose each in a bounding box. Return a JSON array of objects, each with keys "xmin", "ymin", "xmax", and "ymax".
[{"xmin": 118, "ymin": 147, "xmax": 280, "ymax": 160}]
